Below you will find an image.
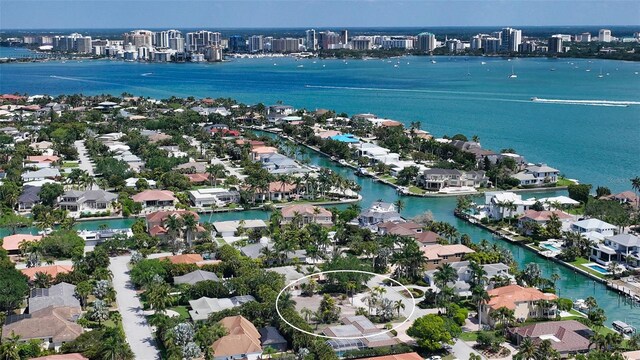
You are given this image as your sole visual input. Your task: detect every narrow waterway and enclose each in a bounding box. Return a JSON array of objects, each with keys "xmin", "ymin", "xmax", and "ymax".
[{"xmin": 5, "ymin": 131, "xmax": 638, "ymax": 326}]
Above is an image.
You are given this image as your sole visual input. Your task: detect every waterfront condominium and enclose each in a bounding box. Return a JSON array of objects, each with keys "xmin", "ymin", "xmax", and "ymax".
[
  {"xmin": 599, "ymin": 29, "xmax": 612, "ymax": 42},
  {"xmin": 249, "ymin": 35, "xmax": 264, "ymax": 53},
  {"xmin": 305, "ymin": 29, "xmax": 317, "ymax": 51},
  {"xmin": 500, "ymin": 27, "xmax": 522, "ymax": 52},
  {"xmin": 416, "ymin": 32, "xmax": 436, "ymax": 52},
  {"xmin": 548, "ymin": 35, "xmax": 563, "ymax": 53}
]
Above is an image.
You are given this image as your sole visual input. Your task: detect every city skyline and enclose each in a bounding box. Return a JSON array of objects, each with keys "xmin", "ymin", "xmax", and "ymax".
[{"xmin": 1, "ymin": 0, "xmax": 639, "ymax": 30}]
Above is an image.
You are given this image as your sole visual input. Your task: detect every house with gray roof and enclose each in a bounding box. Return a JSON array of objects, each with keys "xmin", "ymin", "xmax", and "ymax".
[
  {"xmin": 29, "ymin": 282, "xmax": 81, "ymax": 313},
  {"xmin": 259, "ymin": 326, "xmax": 288, "ymax": 352},
  {"xmin": 260, "ymin": 153, "xmax": 308, "ymax": 174},
  {"xmin": 424, "ymin": 261, "xmax": 513, "ymax": 296},
  {"xmin": 58, "ymin": 189, "xmax": 118, "ymax": 215},
  {"xmin": 419, "ymin": 168, "xmax": 488, "ymax": 190},
  {"xmin": 21, "ymin": 168, "xmax": 60, "ymax": 182},
  {"xmin": 358, "ymin": 202, "xmax": 402, "ymax": 226},
  {"xmin": 173, "ymin": 270, "xmax": 220, "ymax": 285},
  {"xmin": 189, "ymin": 295, "xmax": 256, "ymax": 321},
  {"xmin": 590, "ymin": 234, "xmax": 640, "ymax": 268},
  {"xmin": 18, "ymin": 186, "xmax": 41, "ymax": 211},
  {"xmin": 240, "ymin": 241, "xmax": 307, "ymax": 264},
  {"xmin": 323, "ymin": 316, "xmax": 399, "ymax": 355},
  {"xmin": 513, "ymin": 163, "xmax": 559, "ymax": 187}
]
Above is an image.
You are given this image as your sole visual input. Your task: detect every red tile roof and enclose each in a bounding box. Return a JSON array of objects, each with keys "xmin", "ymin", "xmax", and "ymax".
[
  {"xmin": 132, "ymin": 189, "xmax": 177, "ymax": 203},
  {"xmin": 358, "ymin": 353, "xmax": 423, "ymax": 360},
  {"xmin": 487, "ymin": 284, "xmax": 557, "ymax": 311},
  {"xmin": 21, "ymin": 265, "xmax": 73, "ymax": 281},
  {"xmin": 2, "ymin": 234, "xmax": 42, "ymax": 252}
]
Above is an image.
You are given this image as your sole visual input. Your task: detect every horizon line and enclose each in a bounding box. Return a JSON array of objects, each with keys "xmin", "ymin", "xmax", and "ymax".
[{"xmin": 2, "ymin": 24, "xmax": 637, "ymax": 32}]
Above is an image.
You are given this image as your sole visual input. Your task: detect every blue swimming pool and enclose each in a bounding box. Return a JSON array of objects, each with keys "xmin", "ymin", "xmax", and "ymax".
[
  {"xmin": 542, "ymin": 243, "xmax": 561, "ymax": 252},
  {"xmin": 587, "ymin": 264, "xmax": 609, "ymax": 274}
]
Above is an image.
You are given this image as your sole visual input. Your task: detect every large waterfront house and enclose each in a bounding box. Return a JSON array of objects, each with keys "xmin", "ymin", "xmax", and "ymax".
[
  {"xmin": 571, "ymin": 218, "xmax": 617, "ymax": 236},
  {"xmin": 358, "ymin": 202, "xmax": 402, "ymax": 226},
  {"xmin": 424, "ymin": 261, "xmax": 513, "ymax": 296},
  {"xmin": 260, "ymin": 153, "xmax": 308, "ymax": 174},
  {"xmin": 517, "ymin": 210, "xmax": 574, "ymax": 234},
  {"xmin": 2, "ymin": 234, "xmax": 42, "ymax": 255},
  {"xmin": 18, "ymin": 186, "xmax": 41, "ymax": 211},
  {"xmin": 188, "ymin": 188, "xmax": 240, "ymax": 208},
  {"xmin": 603, "ymin": 191, "xmax": 639, "ymax": 208},
  {"xmin": 2, "ymin": 306, "xmax": 83, "ymax": 351},
  {"xmin": 590, "ymin": 233, "xmax": 640, "ymax": 268},
  {"xmin": 212, "ymin": 219, "xmax": 267, "ymax": 238},
  {"xmin": 418, "ymin": 168, "xmax": 488, "ymax": 190},
  {"xmin": 508, "ymin": 320, "xmax": 593, "ymax": 356},
  {"xmin": 481, "ymin": 284, "xmax": 558, "ymax": 326},
  {"xmin": 145, "ymin": 210, "xmax": 202, "ymax": 237},
  {"xmin": 251, "ymin": 146, "xmax": 278, "ymax": 161},
  {"xmin": 281, "ymin": 204, "xmax": 333, "ymax": 226},
  {"xmin": 251, "ymin": 181, "xmax": 298, "ymax": 202},
  {"xmin": 57, "ymin": 189, "xmax": 118, "ymax": 216},
  {"xmin": 376, "ymin": 221, "xmax": 441, "ymax": 245},
  {"xmin": 512, "ymin": 163, "xmax": 560, "ymax": 187},
  {"xmin": 323, "ymin": 316, "xmax": 399, "ymax": 355},
  {"xmin": 422, "ymin": 244, "xmax": 475, "ymax": 270},
  {"xmin": 132, "ymin": 189, "xmax": 177, "ymax": 211},
  {"xmin": 210, "ymin": 316, "xmax": 262, "ymax": 360},
  {"xmin": 485, "ymin": 191, "xmax": 535, "ymax": 220},
  {"xmin": 353, "ymin": 142, "xmax": 400, "ymax": 165}
]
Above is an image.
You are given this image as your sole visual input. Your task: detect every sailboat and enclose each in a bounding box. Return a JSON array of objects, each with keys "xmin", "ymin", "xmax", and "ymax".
[
  {"xmin": 598, "ymin": 67, "xmax": 604, "ymax": 78},
  {"xmin": 509, "ymin": 65, "xmax": 517, "ymax": 78}
]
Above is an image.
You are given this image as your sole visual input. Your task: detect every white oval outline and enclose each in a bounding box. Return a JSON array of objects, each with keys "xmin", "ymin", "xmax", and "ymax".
[{"xmin": 275, "ymin": 269, "xmax": 416, "ymax": 340}]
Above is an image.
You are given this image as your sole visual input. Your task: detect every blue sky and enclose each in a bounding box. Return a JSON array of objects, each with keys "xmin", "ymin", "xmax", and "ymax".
[{"xmin": 1, "ymin": 0, "xmax": 638, "ymax": 29}]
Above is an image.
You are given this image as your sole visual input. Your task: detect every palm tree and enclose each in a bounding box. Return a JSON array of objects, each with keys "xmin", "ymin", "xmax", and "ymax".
[
  {"xmin": 182, "ymin": 213, "xmax": 198, "ymax": 249},
  {"xmin": 33, "ymin": 271, "xmax": 53, "ymax": 288},
  {"xmin": 146, "ymin": 281, "xmax": 172, "ymax": 314},
  {"xmin": 472, "ymin": 285, "xmax": 490, "ymax": 330},
  {"xmin": 90, "ymin": 299, "xmax": 110, "ymax": 326},
  {"xmin": 0, "ymin": 332, "xmax": 21, "ymax": 360},
  {"xmin": 585, "ymin": 296, "xmax": 598, "ymax": 314},
  {"xmin": 263, "ymin": 346, "xmax": 277, "ymax": 360},
  {"xmin": 468, "ymin": 260, "xmax": 488, "ymax": 288},
  {"xmin": 514, "ymin": 337, "xmax": 536, "ymax": 360},
  {"xmin": 550, "ymin": 273, "xmax": 561, "ymax": 291},
  {"xmin": 393, "ymin": 300, "xmax": 405, "ymax": 318},
  {"xmin": 434, "ymin": 263, "xmax": 457, "ymax": 288},
  {"xmin": 631, "ymin": 176, "xmax": 640, "ymax": 207},
  {"xmin": 393, "ymin": 199, "xmax": 405, "ymax": 214},
  {"xmin": 165, "ymin": 214, "xmax": 184, "ymax": 254},
  {"xmin": 536, "ymin": 339, "xmax": 560, "ymax": 359},
  {"xmin": 207, "ymin": 164, "xmax": 226, "ymax": 186},
  {"xmin": 99, "ymin": 328, "xmax": 134, "ymax": 360},
  {"xmin": 346, "ymin": 281, "xmax": 357, "ymax": 305},
  {"xmin": 301, "ymin": 307, "xmax": 314, "ymax": 323}
]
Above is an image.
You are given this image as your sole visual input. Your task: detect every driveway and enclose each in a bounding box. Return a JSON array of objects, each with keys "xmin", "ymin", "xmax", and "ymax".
[
  {"xmin": 452, "ymin": 339, "xmax": 486, "ymax": 360},
  {"xmin": 110, "ymin": 255, "xmax": 160, "ymax": 359},
  {"xmin": 74, "ymin": 140, "xmax": 95, "ymax": 176}
]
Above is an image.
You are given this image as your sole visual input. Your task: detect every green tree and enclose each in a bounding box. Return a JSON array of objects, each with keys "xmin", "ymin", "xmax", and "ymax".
[
  {"xmin": 39, "ymin": 183, "xmax": 65, "ymax": 207},
  {"xmin": 568, "ymin": 184, "xmax": 592, "ymax": 204},
  {"xmin": 0, "ymin": 265, "xmax": 29, "ymax": 312},
  {"xmin": 407, "ymin": 314, "xmax": 454, "ymax": 352},
  {"xmin": 318, "ymin": 294, "xmax": 340, "ymax": 324},
  {"xmin": 0, "ymin": 213, "xmax": 32, "ymax": 235}
]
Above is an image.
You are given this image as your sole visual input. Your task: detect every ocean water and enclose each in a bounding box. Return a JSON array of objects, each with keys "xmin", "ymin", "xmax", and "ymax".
[{"xmin": 1, "ymin": 51, "xmax": 639, "ymax": 191}]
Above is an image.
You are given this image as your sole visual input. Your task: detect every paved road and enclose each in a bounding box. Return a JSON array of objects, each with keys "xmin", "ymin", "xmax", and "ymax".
[
  {"xmin": 452, "ymin": 339, "xmax": 486, "ymax": 360},
  {"xmin": 110, "ymin": 255, "xmax": 160, "ymax": 360},
  {"xmin": 74, "ymin": 140, "xmax": 94, "ymax": 176}
]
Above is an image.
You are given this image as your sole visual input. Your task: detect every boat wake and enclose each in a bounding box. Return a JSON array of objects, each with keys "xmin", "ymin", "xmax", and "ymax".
[
  {"xmin": 141, "ymin": 72, "xmax": 153, "ymax": 76},
  {"xmin": 305, "ymin": 84, "xmax": 521, "ymax": 98},
  {"xmin": 531, "ymin": 97, "xmax": 639, "ymax": 107}
]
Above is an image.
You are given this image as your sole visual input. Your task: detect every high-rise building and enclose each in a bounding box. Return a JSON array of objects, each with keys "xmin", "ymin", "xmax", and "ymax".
[
  {"xmin": 548, "ymin": 35, "xmax": 563, "ymax": 53},
  {"xmin": 123, "ymin": 30, "xmax": 154, "ymax": 48},
  {"xmin": 248, "ymin": 35, "xmax": 264, "ymax": 53},
  {"xmin": 578, "ymin": 32, "xmax": 591, "ymax": 42},
  {"xmin": 154, "ymin": 29, "xmax": 181, "ymax": 48},
  {"xmin": 169, "ymin": 37, "xmax": 185, "ymax": 51},
  {"xmin": 482, "ymin": 37, "xmax": 501, "ymax": 53},
  {"xmin": 500, "ymin": 27, "xmax": 522, "ymax": 52},
  {"xmin": 76, "ymin": 36, "xmax": 92, "ymax": 53},
  {"xmin": 318, "ymin": 31, "xmax": 340, "ymax": 49},
  {"xmin": 340, "ymin": 30, "xmax": 349, "ymax": 44},
  {"xmin": 598, "ymin": 29, "xmax": 612, "ymax": 42},
  {"xmin": 186, "ymin": 30, "xmax": 221, "ymax": 52},
  {"xmin": 416, "ymin": 32, "xmax": 436, "ymax": 52},
  {"xmin": 205, "ymin": 46, "xmax": 223, "ymax": 62},
  {"xmin": 351, "ymin": 37, "xmax": 371, "ymax": 50},
  {"xmin": 471, "ymin": 35, "xmax": 483, "ymax": 50},
  {"xmin": 228, "ymin": 35, "xmax": 246, "ymax": 52},
  {"xmin": 271, "ymin": 38, "xmax": 300, "ymax": 53},
  {"xmin": 381, "ymin": 38, "xmax": 413, "ymax": 50},
  {"xmin": 445, "ymin": 39, "xmax": 463, "ymax": 52},
  {"xmin": 305, "ymin": 29, "xmax": 317, "ymax": 51},
  {"xmin": 519, "ymin": 41, "xmax": 536, "ymax": 53}
]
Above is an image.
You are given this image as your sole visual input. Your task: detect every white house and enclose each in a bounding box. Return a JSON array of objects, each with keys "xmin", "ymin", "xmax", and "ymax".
[
  {"xmin": 590, "ymin": 234, "xmax": 640, "ymax": 268},
  {"xmin": 358, "ymin": 202, "xmax": 402, "ymax": 226},
  {"xmin": 485, "ymin": 191, "xmax": 536, "ymax": 220},
  {"xmin": 513, "ymin": 163, "xmax": 560, "ymax": 186},
  {"xmin": 189, "ymin": 188, "xmax": 240, "ymax": 208},
  {"xmin": 571, "ymin": 218, "xmax": 616, "ymax": 236}
]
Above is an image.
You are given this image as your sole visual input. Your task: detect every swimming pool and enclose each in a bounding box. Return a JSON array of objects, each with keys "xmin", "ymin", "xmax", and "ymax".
[
  {"xmin": 541, "ymin": 243, "xmax": 562, "ymax": 252},
  {"xmin": 587, "ymin": 264, "xmax": 609, "ymax": 274}
]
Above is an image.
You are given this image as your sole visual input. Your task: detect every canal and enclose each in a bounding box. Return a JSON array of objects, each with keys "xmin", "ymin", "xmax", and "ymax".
[{"xmin": 4, "ymin": 131, "xmax": 639, "ymax": 326}]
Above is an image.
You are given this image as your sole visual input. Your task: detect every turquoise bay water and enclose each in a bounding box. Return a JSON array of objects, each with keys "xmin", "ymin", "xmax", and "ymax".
[
  {"xmin": 1, "ymin": 53, "xmax": 639, "ymax": 191},
  {"xmin": 2, "ymin": 51, "xmax": 640, "ymax": 324}
]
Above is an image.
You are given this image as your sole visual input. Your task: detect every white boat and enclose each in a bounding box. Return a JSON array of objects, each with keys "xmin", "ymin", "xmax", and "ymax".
[
  {"xmin": 481, "ymin": 61, "xmax": 487, "ymax": 65},
  {"xmin": 431, "ymin": 60, "xmax": 436, "ymax": 64},
  {"xmin": 338, "ymin": 159, "xmax": 347, "ymax": 165},
  {"xmin": 297, "ymin": 65, "xmax": 304, "ymax": 68},
  {"xmin": 509, "ymin": 65, "xmax": 517, "ymax": 78},
  {"xmin": 598, "ymin": 67, "xmax": 604, "ymax": 78},
  {"xmin": 613, "ymin": 321, "xmax": 637, "ymax": 335}
]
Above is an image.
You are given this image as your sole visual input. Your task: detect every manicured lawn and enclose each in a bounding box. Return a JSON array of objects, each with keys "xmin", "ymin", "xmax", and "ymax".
[
  {"xmin": 570, "ymin": 257, "xmax": 606, "ymax": 279},
  {"xmin": 168, "ymin": 306, "xmax": 190, "ymax": 320},
  {"xmin": 459, "ymin": 330, "xmax": 497, "ymax": 342},
  {"xmin": 557, "ymin": 178, "xmax": 576, "ymax": 186},
  {"xmin": 62, "ymin": 161, "xmax": 79, "ymax": 168},
  {"xmin": 409, "ymin": 186, "xmax": 426, "ymax": 195}
]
